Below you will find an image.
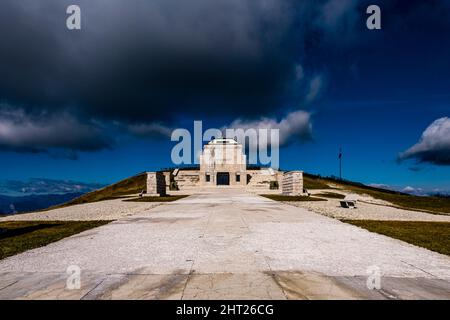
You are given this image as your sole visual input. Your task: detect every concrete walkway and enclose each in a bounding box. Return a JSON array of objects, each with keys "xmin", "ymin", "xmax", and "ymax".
[{"xmin": 0, "ymin": 189, "xmax": 449, "ymax": 299}]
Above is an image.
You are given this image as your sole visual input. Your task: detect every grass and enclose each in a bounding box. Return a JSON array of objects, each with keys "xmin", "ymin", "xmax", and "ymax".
[
  {"xmin": 0, "ymin": 220, "xmax": 111, "ymax": 260},
  {"xmin": 342, "ymin": 220, "xmax": 450, "ymax": 256},
  {"xmin": 123, "ymin": 195, "xmax": 189, "ymax": 202},
  {"xmin": 305, "ymin": 173, "xmax": 450, "ymax": 214},
  {"xmin": 314, "ymin": 192, "xmax": 346, "ymax": 199},
  {"xmin": 332, "ymin": 181, "xmax": 450, "ymax": 214},
  {"xmin": 33, "ymin": 169, "xmax": 450, "ymax": 216},
  {"xmin": 361, "ymin": 192, "xmax": 450, "ymax": 214},
  {"xmin": 261, "ymin": 195, "xmax": 327, "ymax": 202},
  {"xmin": 303, "ymin": 175, "xmax": 333, "ymax": 189},
  {"xmin": 54, "ymin": 173, "xmax": 147, "ymax": 208}
]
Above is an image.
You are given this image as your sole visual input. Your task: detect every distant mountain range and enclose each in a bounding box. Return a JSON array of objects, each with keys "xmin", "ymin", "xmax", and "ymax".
[
  {"xmin": 0, "ymin": 178, "xmax": 106, "ymax": 215},
  {"xmin": 0, "ymin": 192, "xmax": 84, "ymax": 215}
]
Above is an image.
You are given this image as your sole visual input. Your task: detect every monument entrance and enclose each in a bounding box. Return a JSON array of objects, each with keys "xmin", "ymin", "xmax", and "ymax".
[{"xmin": 216, "ymin": 172, "xmax": 230, "ymax": 185}]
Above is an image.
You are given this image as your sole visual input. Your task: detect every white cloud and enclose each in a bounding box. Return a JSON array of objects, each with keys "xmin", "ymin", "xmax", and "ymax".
[
  {"xmin": 402, "ymin": 186, "xmax": 415, "ymax": 193},
  {"xmin": 125, "ymin": 110, "xmax": 312, "ymax": 147},
  {"xmin": 399, "ymin": 117, "xmax": 450, "ymax": 165},
  {"xmin": 295, "ymin": 64, "xmax": 304, "ymax": 81},
  {"xmin": 127, "ymin": 123, "xmax": 173, "ymax": 138},
  {"xmin": 401, "ymin": 186, "xmax": 425, "ymax": 196},
  {"xmin": 225, "ymin": 110, "xmax": 312, "ymax": 147},
  {"xmin": 368, "ymin": 183, "xmax": 430, "ymax": 196},
  {"xmin": 368, "ymin": 183, "xmax": 393, "ymax": 190},
  {"xmin": 0, "ymin": 178, "xmax": 104, "ymax": 196},
  {"xmin": 305, "ymin": 75, "xmax": 324, "ymax": 103},
  {"xmin": 320, "ymin": 0, "xmax": 357, "ymax": 29}
]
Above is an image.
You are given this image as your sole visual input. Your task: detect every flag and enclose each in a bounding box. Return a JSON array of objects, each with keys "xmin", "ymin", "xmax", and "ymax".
[{"xmin": 338, "ymin": 148, "xmax": 342, "ymax": 159}]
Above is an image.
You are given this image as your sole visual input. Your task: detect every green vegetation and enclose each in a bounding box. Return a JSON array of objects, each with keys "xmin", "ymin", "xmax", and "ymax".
[
  {"xmin": 315, "ymin": 192, "xmax": 346, "ymax": 199},
  {"xmin": 305, "ymin": 173, "xmax": 450, "ymax": 214},
  {"xmin": 348, "ymin": 189, "xmax": 450, "ymax": 214},
  {"xmin": 261, "ymin": 195, "xmax": 327, "ymax": 202},
  {"xmin": 0, "ymin": 221, "xmax": 111, "ymax": 260},
  {"xmin": 56, "ymin": 173, "xmax": 147, "ymax": 208},
  {"xmin": 343, "ymin": 220, "xmax": 450, "ymax": 256},
  {"xmin": 331, "ymin": 180, "xmax": 450, "ymax": 214},
  {"xmin": 39, "ymin": 169, "xmax": 450, "ymax": 215},
  {"xmin": 303, "ymin": 175, "xmax": 333, "ymax": 189},
  {"xmin": 124, "ymin": 195, "xmax": 189, "ymax": 202}
]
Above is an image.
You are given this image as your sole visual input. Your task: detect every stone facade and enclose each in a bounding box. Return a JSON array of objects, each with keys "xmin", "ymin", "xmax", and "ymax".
[
  {"xmin": 158, "ymin": 138, "xmax": 303, "ymax": 195},
  {"xmin": 281, "ymin": 171, "xmax": 304, "ymax": 196},
  {"xmin": 173, "ymin": 169, "xmax": 200, "ymax": 189},
  {"xmin": 146, "ymin": 172, "xmax": 167, "ymax": 196},
  {"xmin": 246, "ymin": 168, "xmax": 279, "ymax": 191},
  {"xmin": 199, "ymin": 138, "xmax": 246, "ymax": 187}
]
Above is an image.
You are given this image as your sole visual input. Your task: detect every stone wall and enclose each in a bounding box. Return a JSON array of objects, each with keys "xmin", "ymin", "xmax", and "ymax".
[
  {"xmin": 160, "ymin": 168, "xmax": 287, "ymax": 193},
  {"xmin": 162, "ymin": 171, "xmax": 171, "ymax": 192},
  {"xmin": 281, "ymin": 171, "xmax": 303, "ymax": 196},
  {"xmin": 245, "ymin": 169, "xmax": 278, "ymax": 191},
  {"xmin": 174, "ymin": 170, "xmax": 200, "ymax": 189},
  {"xmin": 156, "ymin": 167, "xmax": 303, "ymax": 195},
  {"xmin": 146, "ymin": 172, "xmax": 167, "ymax": 196}
]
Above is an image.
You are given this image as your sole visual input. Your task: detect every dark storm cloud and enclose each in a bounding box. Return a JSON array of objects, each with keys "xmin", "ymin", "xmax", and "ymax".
[
  {"xmin": 0, "ymin": 0, "xmax": 306, "ymax": 123},
  {"xmin": 0, "ymin": 107, "xmax": 111, "ymax": 154},
  {"xmin": 3, "ymin": 0, "xmax": 439, "ymax": 154}
]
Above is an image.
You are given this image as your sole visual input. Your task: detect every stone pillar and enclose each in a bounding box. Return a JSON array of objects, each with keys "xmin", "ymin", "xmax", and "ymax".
[
  {"xmin": 281, "ymin": 171, "xmax": 303, "ymax": 196},
  {"xmin": 146, "ymin": 172, "xmax": 167, "ymax": 196},
  {"xmin": 162, "ymin": 171, "xmax": 171, "ymax": 192}
]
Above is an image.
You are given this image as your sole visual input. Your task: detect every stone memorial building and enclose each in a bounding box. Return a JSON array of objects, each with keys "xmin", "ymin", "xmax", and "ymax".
[{"xmin": 146, "ymin": 138, "xmax": 303, "ymax": 195}]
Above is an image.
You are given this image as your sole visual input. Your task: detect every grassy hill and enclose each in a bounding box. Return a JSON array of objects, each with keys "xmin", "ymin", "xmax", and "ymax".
[
  {"xmin": 45, "ymin": 171, "xmax": 450, "ymax": 215},
  {"xmin": 303, "ymin": 174, "xmax": 334, "ymax": 190},
  {"xmin": 304, "ymin": 173, "xmax": 450, "ymax": 214},
  {"xmin": 55, "ymin": 173, "xmax": 147, "ymax": 208}
]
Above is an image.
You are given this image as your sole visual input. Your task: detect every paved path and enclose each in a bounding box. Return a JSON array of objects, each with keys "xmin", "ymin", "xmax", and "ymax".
[{"xmin": 0, "ymin": 189, "xmax": 449, "ymax": 299}]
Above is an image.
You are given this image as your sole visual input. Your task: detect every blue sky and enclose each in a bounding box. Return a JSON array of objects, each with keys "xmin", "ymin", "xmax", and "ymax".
[{"xmin": 0, "ymin": 0, "xmax": 449, "ymax": 195}]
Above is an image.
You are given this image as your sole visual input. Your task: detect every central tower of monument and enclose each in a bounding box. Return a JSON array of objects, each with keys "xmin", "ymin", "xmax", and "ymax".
[{"xmin": 199, "ymin": 138, "xmax": 246, "ymax": 186}]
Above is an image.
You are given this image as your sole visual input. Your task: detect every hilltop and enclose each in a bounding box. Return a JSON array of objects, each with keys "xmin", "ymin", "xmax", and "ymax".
[
  {"xmin": 303, "ymin": 173, "xmax": 450, "ymax": 214},
  {"xmin": 5, "ymin": 171, "xmax": 448, "ymax": 216},
  {"xmin": 64, "ymin": 171, "xmax": 450, "ymax": 215},
  {"xmin": 53, "ymin": 173, "xmax": 147, "ymax": 208},
  {"xmin": 58, "ymin": 171, "xmax": 450, "ymax": 215}
]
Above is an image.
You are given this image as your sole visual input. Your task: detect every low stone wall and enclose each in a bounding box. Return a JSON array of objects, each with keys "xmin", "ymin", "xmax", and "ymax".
[
  {"xmin": 162, "ymin": 171, "xmax": 171, "ymax": 192},
  {"xmin": 146, "ymin": 172, "xmax": 167, "ymax": 196},
  {"xmin": 174, "ymin": 171, "xmax": 200, "ymax": 189},
  {"xmin": 281, "ymin": 171, "xmax": 303, "ymax": 196},
  {"xmin": 157, "ymin": 168, "xmax": 302, "ymax": 195}
]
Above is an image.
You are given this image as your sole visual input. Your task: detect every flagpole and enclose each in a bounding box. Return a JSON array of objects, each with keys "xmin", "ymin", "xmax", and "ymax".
[{"xmin": 339, "ymin": 147, "xmax": 342, "ymax": 180}]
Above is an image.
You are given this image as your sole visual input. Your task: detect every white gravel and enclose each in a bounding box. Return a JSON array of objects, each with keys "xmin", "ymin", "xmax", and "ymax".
[
  {"xmin": 0, "ymin": 198, "xmax": 162, "ymax": 221},
  {"xmin": 0, "ymin": 190, "xmax": 448, "ymax": 280},
  {"xmin": 286, "ymin": 189, "xmax": 450, "ymax": 222}
]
